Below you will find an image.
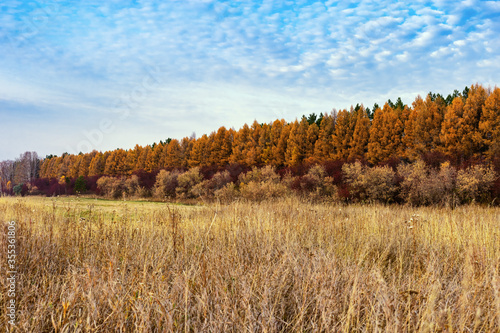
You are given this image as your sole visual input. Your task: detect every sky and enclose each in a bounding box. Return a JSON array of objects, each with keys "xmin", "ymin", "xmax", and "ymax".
[{"xmin": 0, "ymin": 0, "xmax": 499, "ymax": 161}]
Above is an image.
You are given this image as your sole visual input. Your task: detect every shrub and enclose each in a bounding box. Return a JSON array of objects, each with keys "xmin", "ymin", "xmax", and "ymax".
[
  {"xmin": 154, "ymin": 170, "xmax": 180, "ymax": 199},
  {"xmin": 364, "ymin": 165, "xmax": 397, "ymax": 203},
  {"xmin": 398, "ymin": 160, "xmax": 459, "ymax": 206},
  {"xmin": 124, "ymin": 175, "xmax": 140, "ymax": 197},
  {"xmin": 213, "ymin": 183, "xmax": 239, "ymax": 202},
  {"xmin": 427, "ymin": 162, "xmax": 458, "ymax": 206},
  {"xmin": 13, "ymin": 183, "xmax": 24, "ymax": 196},
  {"xmin": 176, "ymin": 167, "xmax": 203, "ymax": 199},
  {"xmin": 456, "ymin": 164, "xmax": 497, "ymax": 203},
  {"xmin": 239, "ymin": 165, "xmax": 288, "ymax": 201},
  {"xmin": 343, "ymin": 161, "xmax": 396, "ymax": 203},
  {"xmin": 97, "ymin": 176, "xmax": 125, "ymax": 199},
  {"xmin": 296, "ymin": 165, "xmax": 336, "ymax": 200},
  {"xmin": 239, "ymin": 165, "xmax": 281, "ymax": 185},
  {"xmin": 397, "ymin": 160, "xmax": 429, "ymax": 205},
  {"xmin": 192, "ymin": 170, "xmax": 233, "ymax": 198},
  {"xmin": 74, "ymin": 176, "xmax": 88, "ymax": 194}
]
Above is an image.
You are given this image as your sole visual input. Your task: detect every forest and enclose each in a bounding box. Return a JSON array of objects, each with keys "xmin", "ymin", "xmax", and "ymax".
[{"xmin": 1, "ymin": 83, "xmax": 499, "ymax": 205}]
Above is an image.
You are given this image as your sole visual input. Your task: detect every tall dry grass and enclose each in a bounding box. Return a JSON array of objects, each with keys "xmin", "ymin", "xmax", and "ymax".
[{"xmin": 0, "ymin": 197, "xmax": 499, "ymax": 332}]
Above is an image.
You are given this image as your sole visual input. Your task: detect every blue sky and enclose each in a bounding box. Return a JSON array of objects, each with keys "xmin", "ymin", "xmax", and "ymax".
[{"xmin": 1, "ymin": 0, "xmax": 499, "ymax": 160}]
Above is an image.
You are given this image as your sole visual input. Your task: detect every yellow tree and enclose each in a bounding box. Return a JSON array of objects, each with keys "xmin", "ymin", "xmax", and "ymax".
[
  {"xmin": 209, "ymin": 127, "xmax": 232, "ymax": 166},
  {"xmin": 88, "ymin": 152, "xmax": 104, "ymax": 176},
  {"xmin": 78, "ymin": 152, "xmax": 94, "ymax": 177},
  {"xmin": 180, "ymin": 137, "xmax": 194, "ymax": 168},
  {"xmin": 38, "ymin": 158, "xmax": 49, "ymax": 179},
  {"xmin": 165, "ymin": 139, "xmax": 182, "ymax": 169},
  {"xmin": 136, "ymin": 147, "xmax": 150, "ymax": 171},
  {"xmin": 285, "ymin": 118, "xmax": 309, "ymax": 166},
  {"xmin": 125, "ymin": 148, "xmax": 139, "ymax": 174},
  {"xmin": 404, "ymin": 94, "xmax": 444, "ymax": 160},
  {"xmin": 349, "ymin": 106, "xmax": 370, "ymax": 160},
  {"xmin": 230, "ymin": 124, "xmax": 251, "ymax": 165},
  {"xmin": 366, "ymin": 103, "xmax": 404, "ymax": 164},
  {"xmin": 459, "ymin": 84, "xmax": 488, "ymax": 157},
  {"xmin": 270, "ymin": 119, "xmax": 288, "ymax": 167},
  {"xmin": 440, "ymin": 96, "xmax": 465, "ymax": 156},
  {"xmin": 69, "ymin": 154, "xmax": 83, "ymax": 179},
  {"xmin": 305, "ymin": 122, "xmax": 319, "ymax": 162},
  {"xmin": 188, "ymin": 134, "xmax": 209, "ymax": 167},
  {"xmin": 145, "ymin": 144, "xmax": 164, "ymax": 172},
  {"xmin": 58, "ymin": 154, "xmax": 74, "ymax": 178},
  {"xmin": 479, "ymin": 86, "xmax": 500, "ymax": 158},
  {"xmin": 114, "ymin": 149, "xmax": 130, "ymax": 175},
  {"xmin": 259, "ymin": 123, "xmax": 273, "ymax": 165},
  {"xmin": 332, "ymin": 109, "xmax": 354, "ymax": 160},
  {"xmin": 104, "ymin": 151, "xmax": 118, "ymax": 175},
  {"xmin": 314, "ymin": 113, "xmax": 335, "ymax": 161},
  {"xmin": 246, "ymin": 120, "xmax": 263, "ymax": 166}
]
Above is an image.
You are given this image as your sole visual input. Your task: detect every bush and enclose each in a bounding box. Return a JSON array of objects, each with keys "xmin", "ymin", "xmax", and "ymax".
[
  {"xmin": 239, "ymin": 165, "xmax": 288, "ymax": 201},
  {"xmin": 214, "ymin": 183, "xmax": 239, "ymax": 202},
  {"xmin": 398, "ymin": 160, "xmax": 459, "ymax": 206},
  {"xmin": 192, "ymin": 170, "xmax": 233, "ymax": 198},
  {"xmin": 343, "ymin": 161, "xmax": 396, "ymax": 203},
  {"xmin": 397, "ymin": 160, "xmax": 429, "ymax": 206},
  {"xmin": 239, "ymin": 165, "xmax": 281, "ymax": 185},
  {"xmin": 13, "ymin": 183, "xmax": 24, "ymax": 196},
  {"xmin": 176, "ymin": 167, "xmax": 203, "ymax": 199},
  {"xmin": 97, "ymin": 176, "xmax": 125, "ymax": 199},
  {"xmin": 457, "ymin": 164, "xmax": 497, "ymax": 203},
  {"xmin": 154, "ymin": 170, "xmax": 180, "ymax": 199},
  {"xmin": 295, "ymin": 165, "xmax": 336, "ymax": 200},
  {"xmin": 124, "ymin": 175, "xmax": 140, "ymax": 197},
  {"xmin": 427, "ymin": 162, "xmax": 458, "ymax": 206},
  {"xmin": 74, "ymin": 176, "xmax": 88, "ymax": 194}
]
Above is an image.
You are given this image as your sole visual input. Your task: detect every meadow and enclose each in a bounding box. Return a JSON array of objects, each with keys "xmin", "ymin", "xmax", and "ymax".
[{"xmin": 1, "ymin": 196, "xmax": 499, "ymax": 332}]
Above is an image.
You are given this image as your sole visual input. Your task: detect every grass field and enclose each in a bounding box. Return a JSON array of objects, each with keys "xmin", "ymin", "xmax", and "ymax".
[{"xmin": 1, "ymin": 196, "xmax": 499, "ymax": 332}]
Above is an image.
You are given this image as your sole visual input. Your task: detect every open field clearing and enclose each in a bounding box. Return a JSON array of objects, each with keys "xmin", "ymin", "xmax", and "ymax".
[{"xmin": 1, "ymin": 196, "xmax": 499, "ymax": 332}]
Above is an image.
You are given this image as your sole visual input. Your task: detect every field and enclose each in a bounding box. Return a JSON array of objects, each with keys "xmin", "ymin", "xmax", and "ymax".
[{"xmin": 1, "ymin": 196, "xmax": 499, "ymax": 332}]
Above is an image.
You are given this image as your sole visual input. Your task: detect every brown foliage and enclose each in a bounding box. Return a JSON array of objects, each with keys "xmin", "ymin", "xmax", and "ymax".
[
  {"xmin": 456, "ymin": 164, "xmax": 497, "ymax": 203},
  {"xmin": 343, "ymin": 161, "xmax": 397, "ymax": 203}
]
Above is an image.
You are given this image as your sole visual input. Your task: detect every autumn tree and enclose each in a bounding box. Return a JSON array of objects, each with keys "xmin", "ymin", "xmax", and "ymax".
[
  {"xmin": 230, "ymin": 124, "xmax": 251, "ymax": 166},
  {"xmin": 247, "ymin": 121, "xmax": 264, "ymax": 166},
  {"xmin": 479, "ymin": 86, "xmax": 500, "ymax": 158},
  {"xmin": 305, "ymin": 122, "xmax": 319, "ymax": 162},
  {"xmin": 259, "ymin": 123, "xmax": 273, "ymax": 165},
  {"xmin": 458, "ymin": 83, "xmax": 488, "ymax": 157},
  {"xmin": 331, "ymin": 109, "xmax": 354, "ymax": 160},
  {"xmin": 314, "ymin": 113, "xmax": 335, "ymax": 161},
  {"xmin": 403, "ymin": 94, "xmax": 444, "ymax": 160},
  {"xmin": 104, "ymin": 151, "xmax": 118, "ymax": 176},
  {"xmin": 440, "ymin": 96, "xmax": 465, "ymax": 156},
  {"xmin": 285, "ymin": 117, "xmax": 309, "ymax": 166},
  {"xmin": 270, "ymin": 120, "xmax": 290, "ymax": 167},
  {"xmin": 180, "ymin": 137, "xmax": 194, "ymax": 168},
  {"xmin": 349, "ymin": 106, "xmax": 370, "ymax": 160},
  {"xmin": 209, "ymin": 127, "xmax": 233, "ymax": 166},
  {"xmin": 165, "ymin": 139, "xmax": 182, "ymax": 169},
  {"xmin": 188, "ymin": 134, "xmax": 210, "ymax": 167},
  {"xmin": 366, "ymin": 103, "xmax": 404, "ymax": 164}
]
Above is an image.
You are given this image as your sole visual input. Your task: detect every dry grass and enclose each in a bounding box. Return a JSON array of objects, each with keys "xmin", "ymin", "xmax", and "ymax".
[{"xmin": 1, "ymin": 196, "xmax": 499, "ymax": 332}]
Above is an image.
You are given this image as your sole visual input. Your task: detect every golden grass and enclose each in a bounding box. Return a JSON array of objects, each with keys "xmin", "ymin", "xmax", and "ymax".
[{"xmin": 0, "ymin": 196, "xmax": 499, "ymax": 332}]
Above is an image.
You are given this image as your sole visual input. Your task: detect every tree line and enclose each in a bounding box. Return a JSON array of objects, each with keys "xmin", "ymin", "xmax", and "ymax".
[{"xmin": 1, "ymin": 84, "xmax": 499, "ymax": 202}]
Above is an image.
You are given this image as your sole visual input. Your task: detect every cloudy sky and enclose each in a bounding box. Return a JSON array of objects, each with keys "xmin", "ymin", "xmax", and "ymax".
[{"xmin": 0, "ymin": 0, "xmax": 499, "ymax": 160}]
